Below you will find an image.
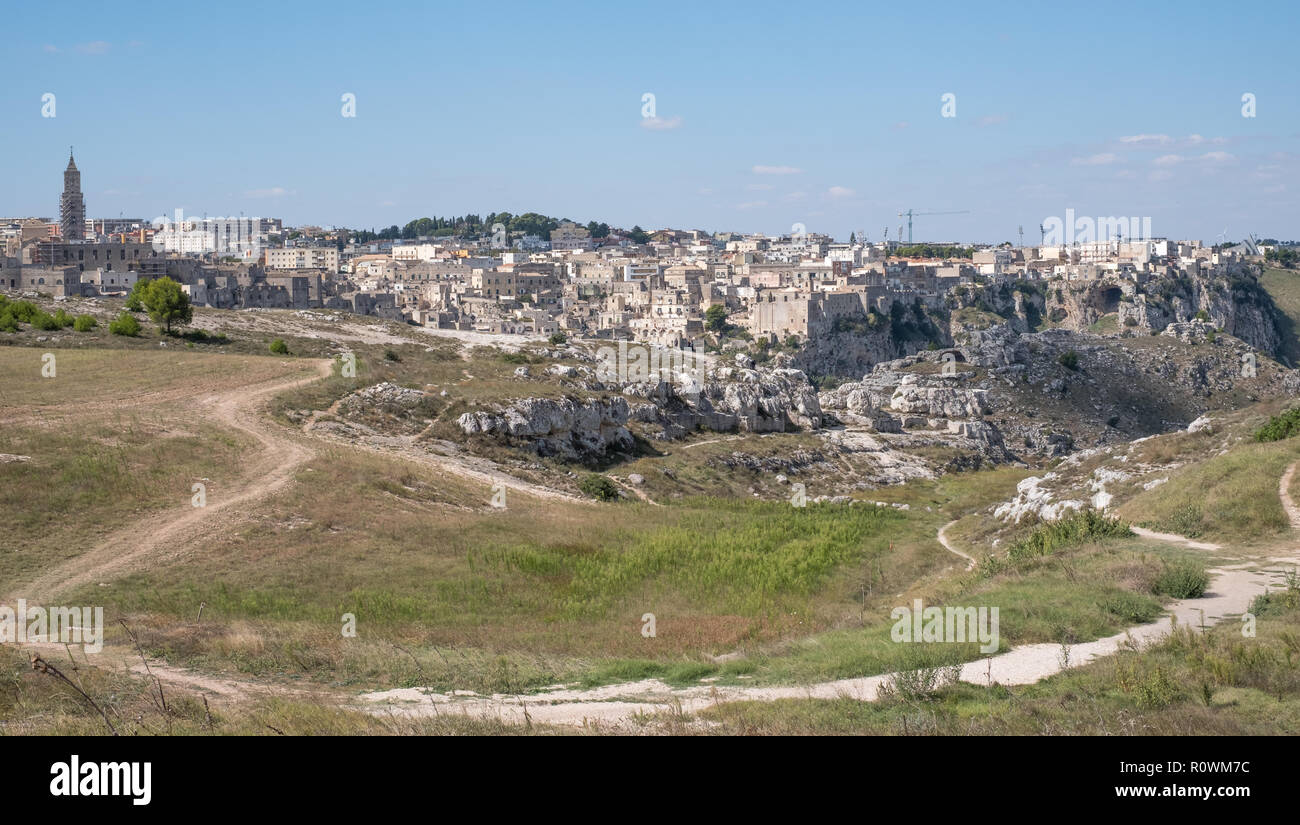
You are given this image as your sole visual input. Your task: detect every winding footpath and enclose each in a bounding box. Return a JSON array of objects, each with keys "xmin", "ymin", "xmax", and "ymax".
[
  {"xmin": 937, "ymin": 519, "xmax": 977, "ymax": 570},
  {"xmin": 12, "ymin": 354, "xmax": 1300, "ymax": 726},
  {"xmin": 360, "ymin": 464, "xmax": 1300, "ymax": 727},
  {"xmin": 11, "ymin": 360, "xmax": 335, "ymax": 604}
]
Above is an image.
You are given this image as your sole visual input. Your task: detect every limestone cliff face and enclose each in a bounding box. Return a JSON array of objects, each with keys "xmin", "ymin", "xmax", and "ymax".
[
  {"xmin": 1038, "ymin": 264, "xmax": 1286, "ymax": 358},
  {"xmin": 458, "ymin": 397, "xmax": 633, "ymax": 459},
  {"xmin": 458, "ymin": 361, "xmax": 824, "ymax": 457},
  {"xmin": 624, "ymin": 364, "xmax": 822, "ymax": 438},
  {"xmin": 793, "ymin": 324, "xmax": 917, "ymax": 380},
  {"xmin": 794, "ymin": 264, "xmax": 1290, "ymax": 381}
]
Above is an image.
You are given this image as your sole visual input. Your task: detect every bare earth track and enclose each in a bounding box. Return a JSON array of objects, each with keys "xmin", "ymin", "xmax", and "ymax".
[
  {"xmin": 11, "ymin": 360, "xmax": 335, "ymax": 603},
  {"xmin": 12, "ymin": 358, "xmax": 1300, "ymax": 726}
]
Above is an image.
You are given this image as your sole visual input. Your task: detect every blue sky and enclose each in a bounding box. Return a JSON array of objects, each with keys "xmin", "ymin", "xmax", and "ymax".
[{"xmin": 2, "ymin": 0, "xmax": 1296, "ymax": 242}]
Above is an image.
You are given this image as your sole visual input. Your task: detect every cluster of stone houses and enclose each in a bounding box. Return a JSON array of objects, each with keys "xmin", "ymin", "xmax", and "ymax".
[{"xmin": 1, "ymin": 215, "xmax": 1261, "ymax": 347}]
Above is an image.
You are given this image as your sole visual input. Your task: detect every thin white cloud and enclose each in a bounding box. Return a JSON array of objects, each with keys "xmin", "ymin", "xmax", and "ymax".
[
  {"xmin": 640, "ymin": 116, "xmax": 682, "ymax": 131},
  {"xmin": 752, "ymin": 165, "xmax": 802, "ymax": 175},
  {"xmin": 1070, "ymin": 153, "xmax": 1117, "ymax": 166},
  {"xmin": 976, "ymin": 114, "xmax": 1007, "ymax": 127},
  {"xmin": 1153, "ymin": 154, "xmax": 1184, "ymax": 166},
  {"xmin": 1200, "ymin": 150, "xmax": 1235, "ymax": 163},
  {"xmin": 1120, "ymin": 134, "xmax": 1173, "ymax": 145},
  {"xmin": 43, "ymin": 45, "xmax": 58, "ymax": 53},
  {"xmin": 827, "ymin": 185, "xmax": 855, "ymax": 198},
  {"xmin": 76, "ymin": 41, "xmax": 110, "ymax": 55},
  {"xmin": 737, "ymin": 200, "xmax": 768, "ymax": 209}
]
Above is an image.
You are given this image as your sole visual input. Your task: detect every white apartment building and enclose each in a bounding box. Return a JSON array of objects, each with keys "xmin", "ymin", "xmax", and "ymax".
[
  {"xmin": 153, "ymin": 217, "xmax": 262, "ymax": 259},
  {"xmin": 265, "ymin": 246, "xmax": 340, "ymax": 273},
  {"xmin": 392, "ymin": 243, "xmax": 442, "ymax": 262}
]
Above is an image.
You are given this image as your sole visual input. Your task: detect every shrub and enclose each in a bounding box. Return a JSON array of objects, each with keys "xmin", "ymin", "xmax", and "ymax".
[
  {"xmin": 30, "ymin": 311, "xmax": 61, "ymax": 331},
  {"xmin": 0, "ymin": 313, "xmax": 18, "ymax": 333},
  {"xmin": 1165, "ymin": 502, "xmax": 1205, "ymax": 537},
  {"xmin": 7, "ymin": 300, "xmax": 40, "ymax": 323},
  {"xmin": 548, "ymin": 332, "xmax": 568, "ymax": 346},
  {"xmin": 1057, "ymin": 350, "xmax": 1080, "ymax": 371},
  {"xmin": 108, "ymin": 311, "xmax": 141, "ymax": 336},
  {"xmin": 578, "ymin": 474, "xmax": 620, "ymax": 501},
  {"xmin": 269, "ymin": 338, "xmax": 289, "ymax": 355},
  {"xmin": 1255, "ymin": 407, "xmax": 1300, "ymax": 442},
  {"xmin": 1152, "ymin": 559, "xmax": 1210, "ymax": 598},
  {"xmin": 1135, "ymin": 666, "xmax": 1181, "ymax": 709},
  {"xmin": 72, "ymin": 314, "xmax": 97, "ymax": 332},
  {"xmin": 52, "ymin": 308, "xmax": 75, "ymax": 328},
  {"xmin": 383, "ymin": 348, "xmax": 401, "ymax": 362},
  {"xmin": 179, "ymin": 328, "xmax": 229, "ymax": 344},
  {"xmin": 1007, "ymin": 509, "xmax": 1131, "ymax": 561}
]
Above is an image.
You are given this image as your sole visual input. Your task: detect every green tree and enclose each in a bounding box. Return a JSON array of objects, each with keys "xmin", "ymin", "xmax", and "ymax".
[
  {"xmin": 125, "ymin": 278, "xmax": 151, "ymax": 311},
  {"xmin": 705, "ymin": 304, "xmax": 729, "ymax": 333},
  {"xmin": 140, "ymin": 277, "xmax": 193, "ymax": 333}
]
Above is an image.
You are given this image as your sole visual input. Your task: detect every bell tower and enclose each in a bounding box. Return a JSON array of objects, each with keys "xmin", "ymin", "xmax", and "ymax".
[{"xmin": 60, "ymin": 147, "xmax": 86, "ymax": 241}]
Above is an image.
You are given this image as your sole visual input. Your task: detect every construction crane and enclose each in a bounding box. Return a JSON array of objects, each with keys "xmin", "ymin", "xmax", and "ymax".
[{"xmin": 897, "ymin": 209, "xmax": 970, "ymax": 244}]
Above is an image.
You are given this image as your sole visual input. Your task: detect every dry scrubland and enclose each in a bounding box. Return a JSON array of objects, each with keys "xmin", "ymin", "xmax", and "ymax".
[{"xmin": 2, "ymin": 300, "xmax": 1300, "ymax": 734}]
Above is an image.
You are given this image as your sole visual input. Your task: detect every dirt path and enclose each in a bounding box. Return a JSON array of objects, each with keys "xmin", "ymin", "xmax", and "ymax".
[
  {"xmin": 1280, "ymin": 461, "xmax": 1300, "ymax": 529},
  {"xmin": 360, "ymin": 555, "xmax": 1297, "ymax": 728},
  {"xmin": 937, "ymin": 520, "xmax": 977, "ymax": 570},
  {"xmin": 1130, "ymin": 526, "xmax": 1222, "ymax": 551},
  {"xmin": 22, "ymin": 639, "xmax": 338, "ymax": 705},
  {"xmin": 11, "ymin": 360, "xmax": 334, "ymax": 603},
  {"xmin": 306, "ymin": 425, "xmax": 585, "ymax": 504},
  {"xmin": 14, "ymin": 356, "xmax": 1300, "ymax": 729},
  {"xmin": 357, "ymin": 470, "xmax": 1300, "ymax": 728}
]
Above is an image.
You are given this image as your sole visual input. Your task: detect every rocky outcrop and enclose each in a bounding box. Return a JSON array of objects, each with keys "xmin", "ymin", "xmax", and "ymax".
[
  {"xmin": 458, "ymin": 396, "xmax": 633, "ymax": 459},
  {"xmin": 889, "ymin": 374, "xmax": 990, "ymax": 418},
  {"xmin": 623, "ymin": 365, "xmax": 822, "ymax": 438},
  {"xmin": 819, "ymin": 361, "xmax": 992, "ymax": 425}
]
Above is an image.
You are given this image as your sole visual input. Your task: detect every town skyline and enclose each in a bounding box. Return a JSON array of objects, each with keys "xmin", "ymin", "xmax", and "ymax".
[
  {"xmin": 3, "ymin": 0, "xmax": 1296, "ymax": 242},
  {"xmin": 11, "ymin": 148, "xmax": 1295, "ymax": 247}
]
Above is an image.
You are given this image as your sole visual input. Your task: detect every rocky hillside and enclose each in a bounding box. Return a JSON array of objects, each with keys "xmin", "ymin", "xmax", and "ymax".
[
  {"xmin": 820, "ymin": 321, "xmax": 1299, "ymax": 461},
  {"xmin": 794, "ymin": 263, "xmax": 1294, "ymax": 381}
]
